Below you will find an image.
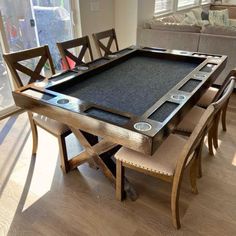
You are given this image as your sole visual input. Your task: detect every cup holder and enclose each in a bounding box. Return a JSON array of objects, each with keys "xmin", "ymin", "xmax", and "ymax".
[
  {"xmin": 134, "ymin": 122, "xmax": 152, "ymax": 132},
  {"xmin": 171, "ymin": 94, "xmax": 186, "ymax": 101},
  {"xmin": 57, "ymin": 98, "xmax": 70, "ymax": 104}
]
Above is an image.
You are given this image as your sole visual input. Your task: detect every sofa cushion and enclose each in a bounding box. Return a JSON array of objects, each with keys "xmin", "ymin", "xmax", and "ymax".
[
  {"xmin": 181, "ymin": 10, "xmax": 209, "ymax": 27},
  {"xmin": 144, "ymin": 13, "xmax": 185, "ymax": 29},
  {"xmin": 154, "ymin": 13, "xmax": 185, "ymax": 24},
  {"xmin": 150, "ymin": 21, "xmax": 201, "ymax": 33},
  {"xmin": 230, "ymin": 19, "xmax": 236, "ymax": 28},
  {"xmin": 209, "ymin": 9, "xmax": 229, "ymax": 26},
  {"xmin": 202, "ymin": 25, "xmax": 236, "ymax": 36}
]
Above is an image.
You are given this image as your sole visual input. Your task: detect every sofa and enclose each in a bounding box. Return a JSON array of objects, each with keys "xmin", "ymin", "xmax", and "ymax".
[{"xmin": 137, "ymin": 5, "xmax": 236, "ymax": 86}]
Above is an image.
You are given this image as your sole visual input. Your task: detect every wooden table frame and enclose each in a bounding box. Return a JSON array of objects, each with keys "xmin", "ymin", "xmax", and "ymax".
[{"xmin": 12, "ymin": 47, "xmax": 227, "ymax": 198}]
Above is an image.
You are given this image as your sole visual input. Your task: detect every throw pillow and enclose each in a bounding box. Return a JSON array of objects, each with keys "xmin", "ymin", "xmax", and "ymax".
[
  {"xmin": 181, "ymin": 12, "xmax": 198, "ymax": 25},
  {"xmin": 201, "ymin": 11, "xmax": 209, "ymax": 21},
  {"xmin": 191, "ymin": 8, "xmax": 203, "ymax": 23},
  {"xmin": 229, "ymin": 19, "xmax": 236, "ymax": 28},
  {"xmin": 209, "ymin": 9, "xmax": 229, "ymax": 26}
]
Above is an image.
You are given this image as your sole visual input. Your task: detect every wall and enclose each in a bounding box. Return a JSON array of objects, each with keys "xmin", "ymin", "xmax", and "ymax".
[
  {"xmin": 77, "ymin": 0, "xmax": 155, "ymax": 54},
  {"xmin": 79, "ymin": 0, "xmax": 115, "ymax": 58},
  {"xmin": 114, "ymin": 0, "xmax": 138, "ymax": 49},
  {"xmin": 223, "ymin": 0, "xmax": 236, "ymax": 3},
  {"xmin": 137, "ymin": 0, "xmax": 155, "ymax": 27}
]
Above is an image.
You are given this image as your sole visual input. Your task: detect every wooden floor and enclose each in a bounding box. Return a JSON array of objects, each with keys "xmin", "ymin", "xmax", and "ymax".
[{"xmin": 0, "ymin": 94, "xmax": 236, "ymax": 236}]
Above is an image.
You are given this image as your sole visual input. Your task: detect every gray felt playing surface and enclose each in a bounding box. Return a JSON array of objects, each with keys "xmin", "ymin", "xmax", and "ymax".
[{"xmin": 51, "ymin": 56, "xmax": 200, "ymax": 120}]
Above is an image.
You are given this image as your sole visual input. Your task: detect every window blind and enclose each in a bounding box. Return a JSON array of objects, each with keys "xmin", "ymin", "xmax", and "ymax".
[
  {"xmin": 177, "ymin": 0, "xmax": 199, "ymax": 9},
  {"xmin": 154, "ymin": 0, "xmax": 173, "ymax": 14},
  {"xmin": 201, "ymin": 0, "xmax": 211, "ymax": 4}
]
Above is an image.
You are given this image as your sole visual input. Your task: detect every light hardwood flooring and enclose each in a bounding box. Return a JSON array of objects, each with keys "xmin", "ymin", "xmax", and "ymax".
[{"xmin": 0, "ymin": 94, "xmax": 236, "ymax": 236}]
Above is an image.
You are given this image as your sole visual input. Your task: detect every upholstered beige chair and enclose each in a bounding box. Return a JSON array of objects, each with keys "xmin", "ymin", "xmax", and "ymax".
[
  {"xmin": 92, "ymin": 28, "xmax": 119, "ymax": 57},
  {"xmin": 57, "ymin": 36, "xmax": 94, "ymax": 70},
  {"xmin": 177, "ymin": 74, "xmax": 235, "ymax": 155},
  {"xmin": 3, "ymin": 45, "xmax": 72, "ymax": 173},
  {"xmin": 196, "ymin": 69, "xmax": 236, "ymax": 131},
  {"xmin": 115, "ymin": 78, "xmax": 235, "ymax": 229}
]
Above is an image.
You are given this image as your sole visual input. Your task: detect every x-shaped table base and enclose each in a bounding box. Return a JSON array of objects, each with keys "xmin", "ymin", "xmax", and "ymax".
[{"xmin": 67, "ymin": 127, "xmax": 138, "ymax": 201}]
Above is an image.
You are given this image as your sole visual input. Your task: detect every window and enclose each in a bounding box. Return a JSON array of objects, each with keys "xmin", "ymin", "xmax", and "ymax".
[
  {"xmin": 201, "ymin": 0, "xmax": 211, "ymax": 4},
  {"xmin": 154, "ymin": 0, "xmax": 211, "ymax": 16},
  {"xmin": 177, "ymin": 0, "xmax": 199, "ymax": 9},
  {"xmin": 154, "ymin": 0, "xmax": 173, "ymax": 14}
]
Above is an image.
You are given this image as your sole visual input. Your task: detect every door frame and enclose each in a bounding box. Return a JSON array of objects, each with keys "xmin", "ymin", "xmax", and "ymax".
[{"xmin": 0, "ymin": 10, "xmax": 21, "ymax": 119}]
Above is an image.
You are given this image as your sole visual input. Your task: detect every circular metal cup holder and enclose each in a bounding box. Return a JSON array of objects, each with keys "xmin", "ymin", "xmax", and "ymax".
[
  {"xmin": 34, "ymin": 81, "xmax": 47, "ymax": 87},
  {"xmin": 171, "ymin": 94, "xmax": 186, "ymax": 101},
  {"xmin": 57, "ymin": 98, "xmax": 70, "ymax": 104},
  {"xmin": 108, "ymin": 54, "xmax": 118, "ymax": 59},
  {"xmin": 77, "ymin": 66, "xmax": 89, "ymax": 71},
  {"xmin": 194, "ymin": 74, "xmax": 207, "ymax": 79},
  {"xmin": 134, "ymin": 122, "xmax": 152, "ymax": 132}
]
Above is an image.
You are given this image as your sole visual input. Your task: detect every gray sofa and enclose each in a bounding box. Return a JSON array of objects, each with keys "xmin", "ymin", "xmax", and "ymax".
[{"xmin": 137, "ymin": 7, "xmax": 236, "ymax": 86}]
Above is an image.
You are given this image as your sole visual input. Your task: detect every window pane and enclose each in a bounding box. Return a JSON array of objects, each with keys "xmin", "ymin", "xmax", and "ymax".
[
  {"xmin": 201, "ymin": 0, "xmax": 211, "ymax": 4},
  {"xmin": 155, "ymin": 0, "xmax": 173, "ymax": 14},
  {"xmin": 178, "ymin": 0, "xmax": 199, "ymax": 9}
]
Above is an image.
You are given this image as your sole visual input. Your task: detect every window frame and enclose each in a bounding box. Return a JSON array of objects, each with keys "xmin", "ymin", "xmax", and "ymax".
[{"xmin": 154, "ymin": 0, "xmax": 211, "ymax": 17}]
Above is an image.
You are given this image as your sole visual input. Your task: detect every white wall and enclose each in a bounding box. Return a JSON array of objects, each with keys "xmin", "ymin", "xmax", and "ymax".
[
  {"xmin": 77, "ymin": 0, "xmax": 155, "ymax": 53},
  {"xmin": 78, "ymin": 0, "xmax": 115, "ymax": 58},
  {"xmin": 137, "ymin": 0, "xmax": 155, "ymax": 26},
  {"xmin": 114, "ymin": 0, "xmax": 138, "ymax": 49},
  {"xmin": 223, "ymin": 0, "xmax": 236, "ymax": 3}
]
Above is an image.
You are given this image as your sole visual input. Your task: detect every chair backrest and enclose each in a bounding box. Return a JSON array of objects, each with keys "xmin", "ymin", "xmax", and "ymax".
[
  {"xmin": 3, "ymin": 45, "xmax": 55, "ymax": 88},
  {"xmin": 173, "ymin": 77, "xmax": 235, "ymax": 188},
  {"xmin": 213, "ymin": 69, "xmax": 236, "ymax": 103},
  {"xmin": 57, "ymin": 36, "xmax": 94, "ymax": 70},
  {"xmin": 213, "ymin": 77, "xmax": 235, "ymax": 112},
  {"xmin": 92, "ymin": 28, "xmax": 119, "ymax": 57}
]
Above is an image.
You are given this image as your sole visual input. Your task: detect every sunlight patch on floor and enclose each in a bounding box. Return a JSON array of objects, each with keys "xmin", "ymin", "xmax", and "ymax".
[
  {"xmin": 0, "ymin": 117, "xmax": 60, "ymax": 234},
  {"xmin": 22, "ymin": 128, "xmax": 59, "ymax": 211},
  {"xmin": 232, "ymin": 152, "xmax": 236, "ymax": 166}
]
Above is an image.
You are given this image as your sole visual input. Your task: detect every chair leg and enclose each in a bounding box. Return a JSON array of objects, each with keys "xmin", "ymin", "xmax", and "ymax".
[
  {"xmin": 189, "ymin": 158, "xmax": 198, "ymax": 194},
  {"xmin": 208, "ymin": 130, "xmax": 214, "ymax": 156},
  {"xmin": 171, "ymin": 182, "xmax": 181, "ymax": 229},
  {"xmin": 116, "ymin": 160, "xmax": 125, "ymax": 201},
  {"xmin": 30, "ymin": 121, "xmax": 38, "ymax": 156},
  {"xmin": 221, "ymin": 99, "xmax": 229, "ymax": 132},
  {"xmin": 196, "ymin": 139, "xmax": 203, "ymax": 178},
  {"xmin": 58, "ymin": 134, "xmax": 70, "ymax": 174}
]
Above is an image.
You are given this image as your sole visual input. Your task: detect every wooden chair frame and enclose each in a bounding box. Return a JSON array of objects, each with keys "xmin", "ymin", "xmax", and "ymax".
[
  {"xmin": 92, "ymin": 28, "xmax": 119, "ymax": 57},
  {"xmin": 176, "ymin": 70, "xmax": 236, "ymax": 156},
  {"xmin": 198, "ymin": 69, "xmax": 236, "ymax": 140},
  {"xmin": 3, "ymin": 45, "xmax": 72, "ymax": 173},
  {"xmin": 116, "ymin": 105, "xmax": 214, "ymax": 229},
  {"xmin": 116, "ymin": 80, "xmax": 235, "ymax": 228},
  {"xmin": 212, "ymin": 69, "xmax": 236, "ymax": 131},
  {"xmin": 57, "ymin": 36, "xmax": 94, "ymax": 70}
]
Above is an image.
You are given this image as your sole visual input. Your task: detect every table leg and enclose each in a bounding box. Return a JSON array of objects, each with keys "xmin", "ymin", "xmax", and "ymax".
[{"xmin": 70, "ymin": 127, "xmax": 138, "ymax": 201}]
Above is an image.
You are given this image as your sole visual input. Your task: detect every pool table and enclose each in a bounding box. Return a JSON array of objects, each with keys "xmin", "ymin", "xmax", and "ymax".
[{"xmin": 13, "ymin": 46, "xmax": 227, "ymax": 196}]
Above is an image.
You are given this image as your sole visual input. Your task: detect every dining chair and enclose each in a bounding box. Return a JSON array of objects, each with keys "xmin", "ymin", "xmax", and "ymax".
[
  {"xmin": 196, "ymin": 69, "xmax": 236, "ymax": 131},
  {"xmin": 57, "ymin": 36, "xmax": 94, "ymax": 70},
  {"xmin": 92, "ymin": 28, "xmax": 119, "ymax": 57},
  {"xmin": 176, "ymin": 74, "xmax": 235, "ymax": 156},
  {"xmin": 115, "ymin": 103, "xmax": 217, "ymax": 229},
  {"xmin": 115, "ymin": 79, "xmax": 235, "ymax": 228},
  {"xmin": 3, "ymin": 45, "xmax": 72, "ymax": 173}
]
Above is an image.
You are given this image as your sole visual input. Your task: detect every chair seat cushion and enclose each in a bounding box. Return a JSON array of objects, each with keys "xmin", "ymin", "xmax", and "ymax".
[
  {"xmin": 176, "ymin": 106, "xmax": 205, "ymax": 133},
  {"xmin": 33, "ymin": 114, "xmax": 69, "ymax": 135},
  {"xmin": 197, "ymin": 87, "xmax": 219, "ymax": 108},
  {"xmin": 115, "ymin": 134, "xmax": 188, "ymax": 176}
]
